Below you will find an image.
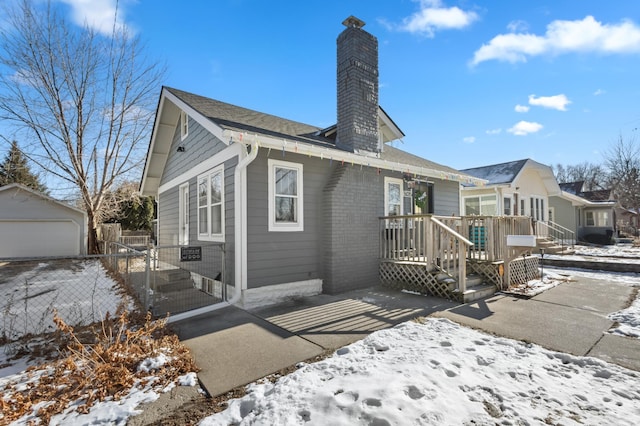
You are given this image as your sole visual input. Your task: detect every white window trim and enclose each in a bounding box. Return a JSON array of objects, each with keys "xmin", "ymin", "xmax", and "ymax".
[
  {"xmin": 180, "ymin": 110, "xmax": 189, "ymax": 141},
  {"xmin": 268, "ymin": 159, "xmax": 304, "ymax": 232},
  {"xmin": 585, "ymin": 210, "xmax": 610, "ymax": 227},
  {"xmin": 503, "ymin": 196, "xmax": 512, "ymax": 216},
  {"xmin": 463, "ymin": 194, "xmax": 497, "ymax": 216},
  {"xmin": 197, "ymin": 165, "xmax": 225, "ymax": 242},
  {"xmin": 384, "ymin": 177, "xmax": 404, "ymax": 216},
  {"xmin": 179, "ymin": 182, "xmax": 189, "ymax": 245}
]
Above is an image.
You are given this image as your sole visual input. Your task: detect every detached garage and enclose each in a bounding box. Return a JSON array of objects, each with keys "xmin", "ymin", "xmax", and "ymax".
[{"xmin": 0, "ymin": 183, "xmax": 87, "ymax": 258}]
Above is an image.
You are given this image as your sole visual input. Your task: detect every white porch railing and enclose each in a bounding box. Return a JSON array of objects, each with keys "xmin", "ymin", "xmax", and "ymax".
[
  {"xmin": 379, "ymin": 214, "xmax": 473, "ymax": 293},
  {"xmin": 535, "ymin": 220, "xmax": 575, "ymax": 249}
]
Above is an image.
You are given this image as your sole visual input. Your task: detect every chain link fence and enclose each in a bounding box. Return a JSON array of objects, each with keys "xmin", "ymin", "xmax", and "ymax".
[
  {"xmin": 0, "ymin": 255, "xmax": 134, "ymax": 342},
  {"xmin": 1, "ymin": 242, "xmax": 228, "ymax": 342}
]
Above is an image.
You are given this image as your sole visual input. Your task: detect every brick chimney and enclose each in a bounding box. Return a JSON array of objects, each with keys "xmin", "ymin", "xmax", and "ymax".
[{"xmin": 336, "ymin": 16, "xmax": 379, "ymax": 155}]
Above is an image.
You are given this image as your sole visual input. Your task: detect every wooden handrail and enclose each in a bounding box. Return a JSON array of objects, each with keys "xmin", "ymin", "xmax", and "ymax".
[{"xmin": 431, "ymin": 217, "xmax": 474, "ymax": 247}]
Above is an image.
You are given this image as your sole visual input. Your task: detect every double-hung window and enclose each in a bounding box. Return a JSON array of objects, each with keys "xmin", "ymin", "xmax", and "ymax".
[
  {"xmin": 268, "ymin": 159, "xmax": 303, "ymax": 232},
  {"xmin": 197, "ymin": 166, "xmax": 224, "ymax": 241}
]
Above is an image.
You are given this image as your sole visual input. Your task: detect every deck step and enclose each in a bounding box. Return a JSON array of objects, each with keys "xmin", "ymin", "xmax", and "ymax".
[{"xmin": 461, "ymin": 284, "xmax": 497, "ymax": 303}]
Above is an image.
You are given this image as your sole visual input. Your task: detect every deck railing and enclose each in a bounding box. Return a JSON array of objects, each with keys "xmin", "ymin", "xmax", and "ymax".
[
  {"xmin": 379, "ymin": 214, "xmax": 473, "ymax": 292},
  {"xmin": 535, "ymin": 220, "xmax": 575, "ymax": 249},
  {"xmin": 380, "ymin": 215, "xmax": 534, "ymax": 265},
  {"xmin": 458, "ymin": 216, "xmax": 533, "ymax": 262}
]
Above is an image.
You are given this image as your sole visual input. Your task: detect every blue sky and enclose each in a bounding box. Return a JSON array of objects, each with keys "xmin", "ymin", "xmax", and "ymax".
[{"xmin": 7, "ymin": 0, "xmax": 640, "ymax": 170}]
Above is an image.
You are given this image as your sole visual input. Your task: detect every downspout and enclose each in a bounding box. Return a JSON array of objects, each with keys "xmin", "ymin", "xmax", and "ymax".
[
  {"xmin": 167, "ymin": 142, "xmax": 258, "ymax": 323},
  {"xmin": 230, "ymin": 142, "xmax": 259, "ymax": 305}
]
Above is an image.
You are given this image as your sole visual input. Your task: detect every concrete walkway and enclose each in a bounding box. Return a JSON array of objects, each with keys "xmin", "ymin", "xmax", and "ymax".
[
  {"xmin": 171, "ymin": 288, "xmax": 457, "ymax": 396},
  {"xmin": 172, "ymin": 276, "xmax": 640, "ymax": 397},
  {"xmin": 433, "ymin": 275, "xmax": 640, "ymax": 371}
]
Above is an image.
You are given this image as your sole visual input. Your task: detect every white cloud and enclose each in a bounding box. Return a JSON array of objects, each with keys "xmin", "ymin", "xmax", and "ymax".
[
  {"xmin": 471, "ymin": 15, "xmax": 640, "ymax": 66},
  {"xmin": 528, "ymin": 94, "xmax": 571, "ymax": 111},
  {"xmin": 508, "ymin": 121, "xmax": 543, "ymax": 136},
  {"xmin": 486, "ymin": 128, "xmax": 502, "ymax": 135},
  {"xmin": 57, "ymin": 0, "xmax": 130, "ymax": 35},
  {"xmin": 515, "ymin": 104, "xmax": 530, "ymax": 113},
  {"xmin": 463, "ymin": 136, "xmax": 476, "ymax": 144},
  {"xmin": 593, "ymin": 88, "xmax": 606, "ymax": 96},
  {"xmin": 397, "ymin": 0, "xmax": 479, "ymax": 37},
  {"xmin": 507, "ymin": 20, "xmax": 529, "ymax": 33}
]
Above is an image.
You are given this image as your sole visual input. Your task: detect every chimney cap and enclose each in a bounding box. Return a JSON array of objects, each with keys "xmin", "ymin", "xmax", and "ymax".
[{"xmin": 342, "ymin": 16, "xmax": 365, "ymax": 29}]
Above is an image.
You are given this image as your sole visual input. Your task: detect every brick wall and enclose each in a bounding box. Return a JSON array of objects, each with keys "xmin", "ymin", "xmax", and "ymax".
[{"xmin": 323, "ymin": 164, "xmax": 384, "ymax": 293}]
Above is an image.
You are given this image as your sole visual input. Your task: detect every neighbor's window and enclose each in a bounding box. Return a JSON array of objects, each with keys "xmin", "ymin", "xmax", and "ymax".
[
  {"xmin": 464, "ymin": 195, "xmax": 497, "ymax": 216},
  {"xmin": 384, "ymin": 177, "xmax": 403, "ymax": 216},
  {"xmin": 503, "ymin": 197, "xmax": 512, "ymax": 216},
  {"xmin": 585, "ymin": 210, "xmax": 610, "ymax": 227},
  {"xmin": 268, "ymin": 159, "xmax": 303, "ymax": 232},
  {"xmin": 197, "ymin": 166, "xmax": 224, "ymax": 241},
  {"xmin": 180, "ymin": 110, "xmax": 189, "ymax": 140}
]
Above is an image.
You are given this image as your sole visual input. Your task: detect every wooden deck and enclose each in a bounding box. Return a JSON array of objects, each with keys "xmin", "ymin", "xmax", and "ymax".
[{"xmin": 379, "ymin": 215, "xmax": 540, "ymax": 302}]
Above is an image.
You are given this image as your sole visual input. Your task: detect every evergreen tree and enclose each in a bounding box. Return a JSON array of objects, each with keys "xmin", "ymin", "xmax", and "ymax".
[{"xmin": 0, "ymin": 141, "xmax": 47, "ymax": 192}]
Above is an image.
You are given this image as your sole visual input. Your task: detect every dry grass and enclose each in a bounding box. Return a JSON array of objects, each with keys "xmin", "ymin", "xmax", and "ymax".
[{"xmin": 0, "ymin": 307, "xmax": 197, "ymax": 425}]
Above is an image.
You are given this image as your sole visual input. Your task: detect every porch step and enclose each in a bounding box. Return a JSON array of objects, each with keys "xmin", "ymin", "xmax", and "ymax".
[
  {"xmin": 536, "ymin": 238, "xmax": 575, "ymax": 255},
  {"xmin": 154, "ymin": 268, "xmax": 195, "ymax": 292},
  {"xmin": 461, "ymin": 284, "xmax": 497, "ymax": 303}
]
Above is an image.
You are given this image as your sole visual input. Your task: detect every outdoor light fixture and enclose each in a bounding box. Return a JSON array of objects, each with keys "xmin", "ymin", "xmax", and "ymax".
[{"xmin": 176, "ymin": 146, "xmax": 185, "ymax": 152}]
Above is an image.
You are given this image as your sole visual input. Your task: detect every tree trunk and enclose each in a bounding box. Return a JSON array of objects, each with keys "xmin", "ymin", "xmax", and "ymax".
[{"xmin": 87, "ymin": 211, "xmax": 101, "ymax": 254}]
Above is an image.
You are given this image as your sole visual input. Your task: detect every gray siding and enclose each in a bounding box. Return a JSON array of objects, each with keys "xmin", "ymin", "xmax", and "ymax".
[
  {"xmin": 549, "ymin": 196, "xmax": 577, "ymax": 237},
  {"xmin": 157, "ymin": 119, "xmax": 237, "ymax": 286},
  {"xmin": 245, "ymin": 152, "xmax": 465, "ymax": 294},
  {"xmin": 246, "ymin": 152, "xmax": 330, "ymax": 289},
  {"xmin": 160, "ymin": 116, "xmax": 227, "ymax": 186}
]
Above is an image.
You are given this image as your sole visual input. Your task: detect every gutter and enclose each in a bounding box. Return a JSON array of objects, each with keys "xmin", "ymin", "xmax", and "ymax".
[
  {"xmin": 223, "ymin": 130, "xmax": 487, "ymax": 187},
  {"xmin": 167, "ymin": 141, "xmax": 259, "ymax": 323}
]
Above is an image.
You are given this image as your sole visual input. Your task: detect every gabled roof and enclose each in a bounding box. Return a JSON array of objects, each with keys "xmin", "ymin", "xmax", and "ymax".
[
  {"xmin": 460, "ymin": 159, "xmax": 527, "ymax": 185},
  {"xmin": 0, "ymin": 183, "xmax": 86, "ymax": 215},
  {"xmin": 559, "ymin": 181, "xmax": 584, "ymax": 195},
  {"xmin": 460, "ymin": 158, "xmax": 561, "ymax": 196},
  {"xmin": 141, "ymin": 87, "xmax": 485, "ymax": 195}
]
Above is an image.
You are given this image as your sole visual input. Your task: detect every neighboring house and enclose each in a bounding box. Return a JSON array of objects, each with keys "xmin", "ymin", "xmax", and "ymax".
[
  {"xmin": 0, "ymin": 183, "xmax": 87, "ymax": 257},
  {"xmin": 140, "ymin": 16, "xmax": 483, "ymax": 309},
  {"xmin": 549, "ymin": 181, "xmax": 617, "ymax": 243},
  {"xmin": 459, "ymin": 159, "xmax": 561, "ymax": 222}
]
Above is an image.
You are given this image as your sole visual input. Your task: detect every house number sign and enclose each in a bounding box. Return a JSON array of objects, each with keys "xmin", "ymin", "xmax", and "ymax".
[{"xmin": 180, "ymin": 246, "xmax": 202, "ymax": 262}]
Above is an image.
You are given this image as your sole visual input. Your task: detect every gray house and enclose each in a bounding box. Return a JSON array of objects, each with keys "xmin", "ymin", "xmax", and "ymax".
[
  {"xmin": 549, "ymin": 182, "xmax": 616, "ymax": 244},
  {"xmin": 140, "ymin": 16, "xmax": 482, "ymax": 310}
]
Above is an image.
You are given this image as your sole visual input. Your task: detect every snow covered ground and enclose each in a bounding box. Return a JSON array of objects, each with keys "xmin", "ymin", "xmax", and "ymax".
[
  {"xmin": 2, "ymin": 258, "xmax": 640, "ymax": 425},
  {"xmin": 546, "ymin": 243, "xmax": 640, "ymax": 264},
  {"xmin": 0, "ymin": 259, "xmax": 132, "ymax": 340},
  {"xmin": 201, "ymin": 318, "xmax": 640, "ymax": 425}
]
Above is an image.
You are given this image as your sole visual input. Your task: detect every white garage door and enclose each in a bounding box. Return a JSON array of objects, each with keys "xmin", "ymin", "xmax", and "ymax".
[{"xmin": 0, "ymin": 220, "xmax": 80, "ymax": 258}]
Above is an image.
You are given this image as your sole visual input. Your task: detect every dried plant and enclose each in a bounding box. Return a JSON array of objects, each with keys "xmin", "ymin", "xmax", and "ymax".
[{"xmin": 0, "ymin": 308, "xmax": 197, "ymax": 424}]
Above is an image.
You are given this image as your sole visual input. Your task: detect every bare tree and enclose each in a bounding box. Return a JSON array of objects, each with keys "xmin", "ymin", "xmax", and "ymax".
[
  {"xmin": 552, "ymin": 161, "xmax": 606, "ymax": 191},
  {"xmin": 0, "ymin": 0, "xmax": 164, "ymax": 253},
  {"xmin": 604, "ymin": 134, "xmax": 640, "ymax": 212}
]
